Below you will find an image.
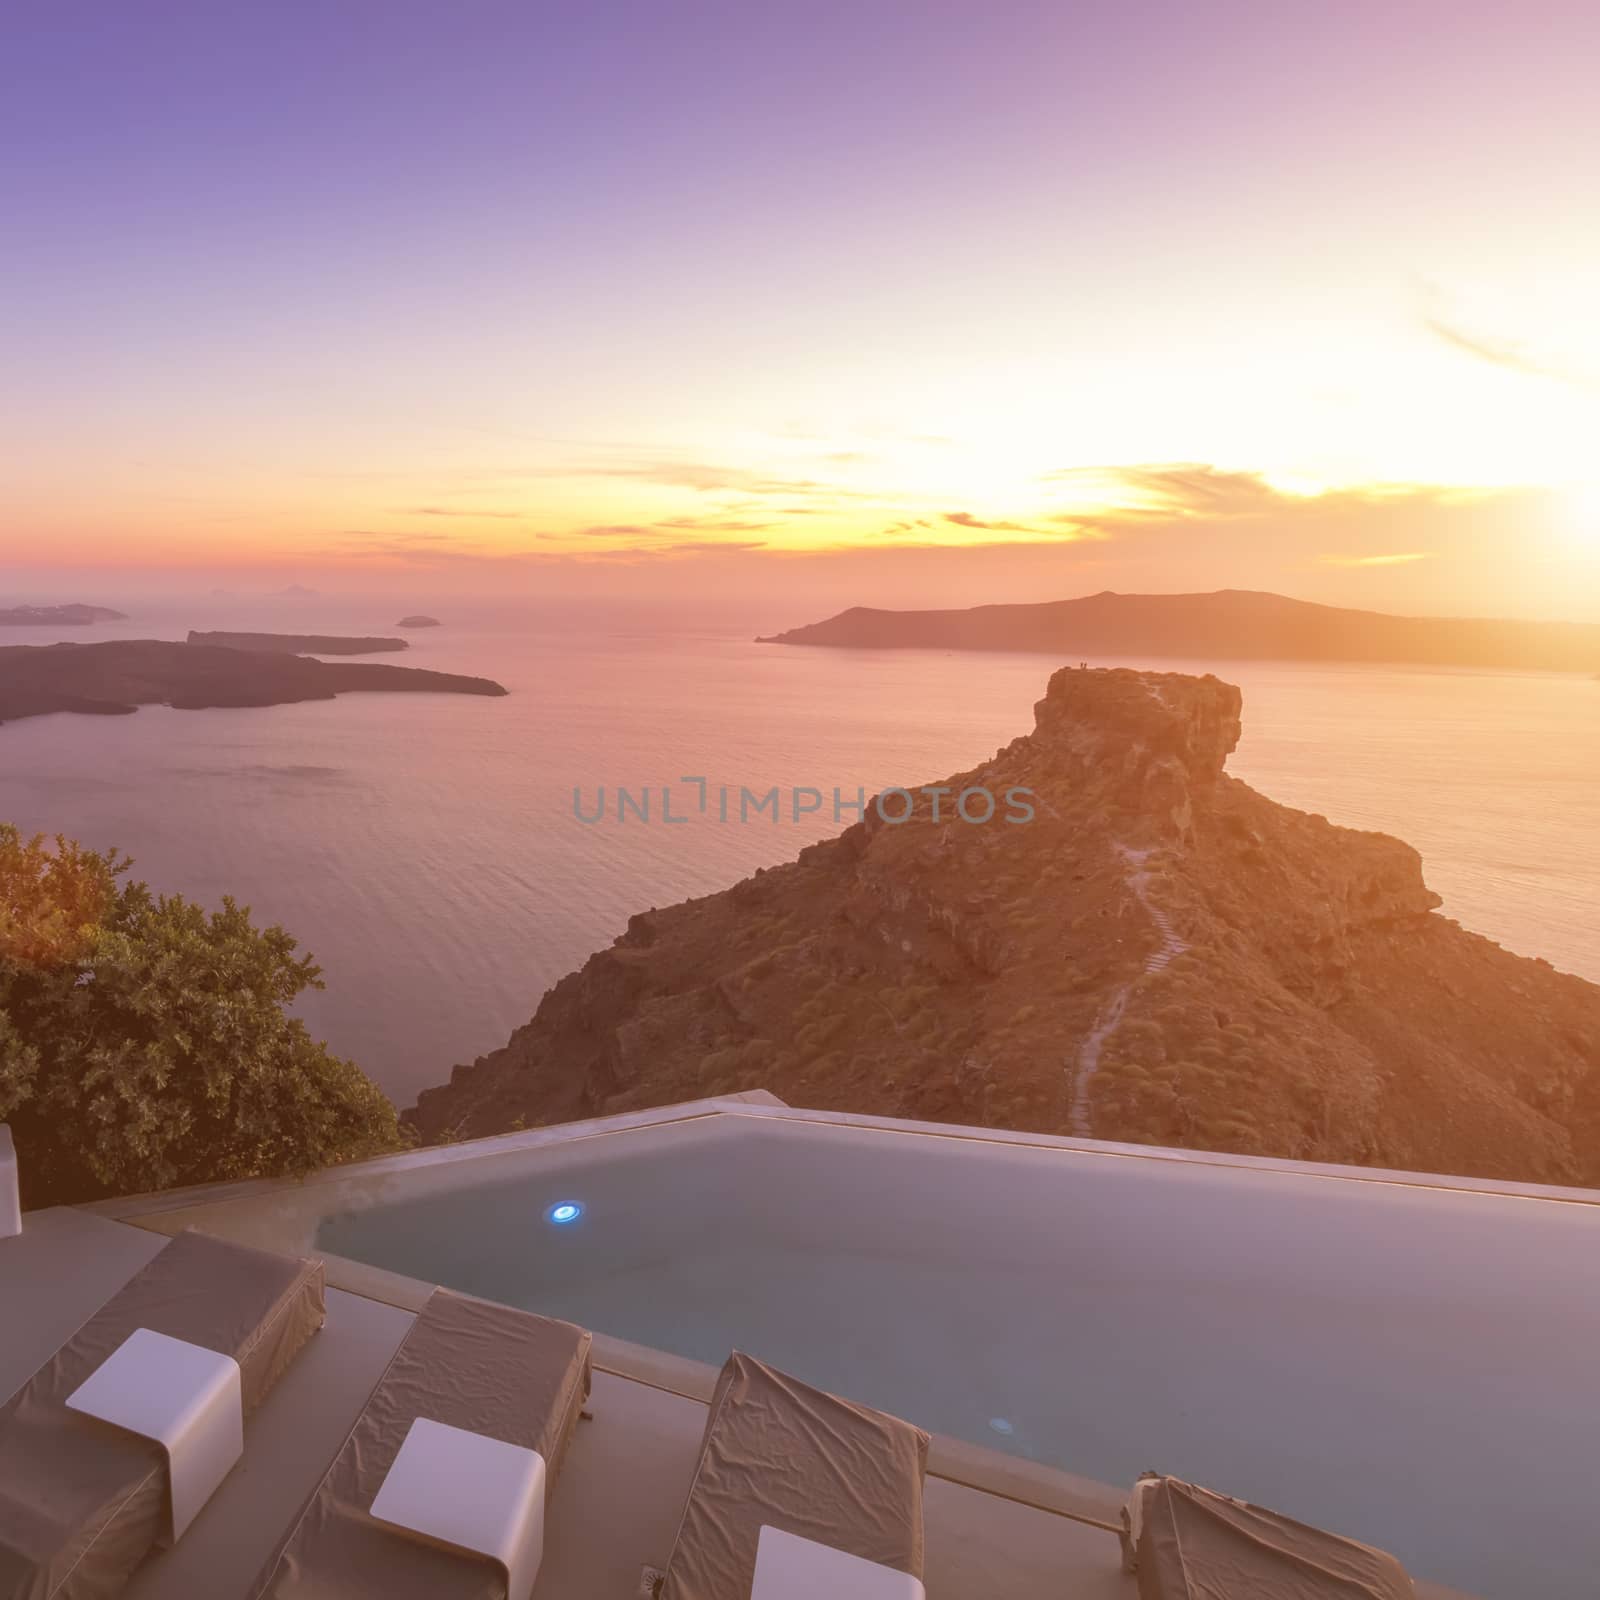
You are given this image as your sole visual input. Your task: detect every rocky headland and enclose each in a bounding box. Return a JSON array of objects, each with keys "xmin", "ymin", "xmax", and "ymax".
[
  {"xmin": 0, "ymin": 639, "xmax": 507, "ymax": 725},
  {"xmin": 410, "ymin": 666, "xmax": 1600, "ymax": 1185}
]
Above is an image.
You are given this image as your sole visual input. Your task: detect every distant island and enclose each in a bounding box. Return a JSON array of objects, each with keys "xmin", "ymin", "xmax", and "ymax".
[
  {"xmin": 397, "ymin": 615, "xmax": 442, "ymax": 629},
  {"xmin": 187, "ymin": 630, "xmax": 407, "ymax": 655},
  {"xmin": 410, "ymin": 665, "xmax": 1600, "ymax": 1188},
  {"xmin": 0, "ymin": 639, "xmax": 507, "ymax": 726},
  {"xmin": 759, "ymin": 588, "xmax": 1600, "ymax": 673},
  {"xmin": 0, "ymin": 604, "xmax": 127, "ymax": 627}
]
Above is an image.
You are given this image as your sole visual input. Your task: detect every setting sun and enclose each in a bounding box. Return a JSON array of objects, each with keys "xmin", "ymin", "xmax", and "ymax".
[{"xmin": 1560, "ymin": 482, "xmax": 1600, "ymax": 544}]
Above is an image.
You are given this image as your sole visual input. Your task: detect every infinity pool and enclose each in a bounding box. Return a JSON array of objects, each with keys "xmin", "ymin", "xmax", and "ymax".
[{"xmin": 299, "ymin": 1109, "xmax": 1600, "ymax": 1600}]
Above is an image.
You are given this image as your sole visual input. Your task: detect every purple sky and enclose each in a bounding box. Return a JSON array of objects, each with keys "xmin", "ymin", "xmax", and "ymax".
[{"xmin": 3, "ymin": 2, "xmax": 1598, "ymax": 615}]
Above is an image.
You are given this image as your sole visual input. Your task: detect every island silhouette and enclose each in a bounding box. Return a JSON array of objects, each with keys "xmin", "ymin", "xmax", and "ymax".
[{"xmin": 760, "ymin": 589, "xmax": 1600, "ymax": 673}]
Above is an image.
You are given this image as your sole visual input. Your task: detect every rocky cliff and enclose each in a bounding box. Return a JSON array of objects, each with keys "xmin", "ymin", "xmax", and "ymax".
[{"xmin": 410, "ymin": 668, "xmax": 1600, "ymax": 1185}]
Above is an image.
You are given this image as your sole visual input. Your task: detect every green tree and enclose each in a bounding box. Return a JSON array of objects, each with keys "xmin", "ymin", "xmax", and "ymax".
[{"xmin": 0, "ymin": 824, "xmax": 402, "ymax": 1207}]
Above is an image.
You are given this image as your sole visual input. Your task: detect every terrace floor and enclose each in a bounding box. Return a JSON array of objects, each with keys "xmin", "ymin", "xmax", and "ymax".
[
  {"xmin": 10, "ymin": 1083, "xmax": 1534, "ymax": 1600},
  {"xmin": 2, "ymin": 1206, "xmax": 1140, "ymax": 1599}
]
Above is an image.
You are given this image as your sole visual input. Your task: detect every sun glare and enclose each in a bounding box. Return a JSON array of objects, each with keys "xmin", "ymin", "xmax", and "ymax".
[{"xmin": 1563, "ymin": 483, "xmax": 1600, "ymax": 545}]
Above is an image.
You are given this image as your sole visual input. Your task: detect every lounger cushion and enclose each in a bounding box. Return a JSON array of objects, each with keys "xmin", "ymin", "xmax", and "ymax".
[
  {"xmin": 1128, "ymin": 1477, "xmax": 1415, "ymax": 1599},
  {"xmin": 254, "ymin": 1288, "xmax": 591, "ymax": 1599},
  {"xmin": 660, "ymin": 1352, "xmax": 930, "ymax": 1600},
  {"xmin": 0, "ymin": 1229, "xmax": 325, "ymax": 1600}
]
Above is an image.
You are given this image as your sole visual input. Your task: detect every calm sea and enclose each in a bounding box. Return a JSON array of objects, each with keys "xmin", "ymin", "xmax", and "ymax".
[{"xmin": 3, "ymin": 609, "xmax": 1596, "ymax": 1107}]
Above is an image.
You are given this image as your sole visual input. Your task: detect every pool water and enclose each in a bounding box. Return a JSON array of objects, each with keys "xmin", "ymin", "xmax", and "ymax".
[{"xmin": 316, "ymin": 1114, "xmax": 1600, "ymax": 1600}]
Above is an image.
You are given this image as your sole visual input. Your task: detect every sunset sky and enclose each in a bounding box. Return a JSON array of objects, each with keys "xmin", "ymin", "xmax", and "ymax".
[{"xmin": 4, "ymin": 1, "xmax": 1598, "ymax": 618}]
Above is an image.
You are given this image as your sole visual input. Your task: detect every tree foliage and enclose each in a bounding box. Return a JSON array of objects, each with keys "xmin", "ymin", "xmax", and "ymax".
[
  {"xmin": 0, "ymin": 828, "xmax": 111, "ymax": 969},
  {"xmin": 0, "ymin": 824, "xmax": 402, "ymax": 1207}
]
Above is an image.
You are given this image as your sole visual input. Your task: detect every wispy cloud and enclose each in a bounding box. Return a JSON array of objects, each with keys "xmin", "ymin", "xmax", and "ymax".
[
  {"xmin": 868, "ymin": 471, "xmax": 1379, "ymax": 549},
  {"xmin": 1044, "ymin": 463, "xmax": 1293, "ymax": 520},
  {"xmin": 396, "ymin": 505, "xmax": 526, "ymax": 519},
  {"xmin": 942, "ymin": 511, "xmax": 1039, "ymax": 533},
  {"xmin": 655, "ymin": 513, "xmax": 775, "ymax": 533},
  {"xmin": 328, "ymin": 524, "xmax": 771, "ymax": 568},
  {"xmin": 1320, "ymin": 552, "xmax": 1433, "ymax": 568},
  {"xmin": 567, "ymin": 513, "xmax": 772, "ymax": 542},
  {"xmin": 550, "ymin": 458, "xmax": 844, "ymax": 498},
  {"xmin": 1421, "ymin": 315, "xmax": 1586, "ymax": 386},
  {"xmin": 1419, "ymin": 286, "xmax": 1598, "ymax": 391},
  {"xmin": 648, "ymin": 539, "xmax": 766, "ymax": 555},
  {"xmin": 543, "ymin": 538, "xmax": 771, "ymax": 565},
  {"xmin": 1036, "ymin": 465, "xmax": 1473, "ymax": 546},
  {"xmin": 335, "ymin": 454, "xmax": 1491, "ymax": 572}
]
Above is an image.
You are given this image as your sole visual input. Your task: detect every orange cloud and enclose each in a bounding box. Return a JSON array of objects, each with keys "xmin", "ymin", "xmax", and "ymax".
[{"xmin": 942, "ymin": 511, "xmax": 1039, "ymax": 533}]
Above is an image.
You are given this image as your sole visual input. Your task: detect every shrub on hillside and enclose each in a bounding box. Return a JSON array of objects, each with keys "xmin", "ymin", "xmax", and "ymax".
[{"xmin": 0, "ymin": 824, "xmax": 402, "ymax": 1207}]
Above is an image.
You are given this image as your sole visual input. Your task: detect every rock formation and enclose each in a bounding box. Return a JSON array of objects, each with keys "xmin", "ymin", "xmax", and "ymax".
[{"xmin": 409, "ymin": 667, "xmax": 1600, "ymax": 1186}]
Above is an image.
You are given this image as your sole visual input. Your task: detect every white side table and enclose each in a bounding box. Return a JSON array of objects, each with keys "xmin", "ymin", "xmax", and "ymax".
[
  {"xmin": 370, "ymin": 1417, "xmax": 546, "ymax": 1600},
  {"xmin": 751, "ymin": 1526, "xmax": 926, "ymax": 1599},
  {"xmin": 65, "ymin": 1328, "xmax": 243, "ymax": 1541},
  {"xmin": 0, "ymin": 1125, "xmax": 18, "ymax": 1239}
]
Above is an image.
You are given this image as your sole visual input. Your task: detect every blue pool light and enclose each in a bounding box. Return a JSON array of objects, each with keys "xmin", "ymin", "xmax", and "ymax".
[{"xmin": 547, "ymin": 1201, "xmax": 583, "ymax": 1225}]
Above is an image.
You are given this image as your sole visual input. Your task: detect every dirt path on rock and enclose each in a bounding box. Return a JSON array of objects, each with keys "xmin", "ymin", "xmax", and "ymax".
[{"xmin": 1068, "ymin": 846, "xmax": 1188, "ymax": 1136}]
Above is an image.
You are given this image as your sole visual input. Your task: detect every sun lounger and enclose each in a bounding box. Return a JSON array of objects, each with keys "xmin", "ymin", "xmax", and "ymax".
[
  {"xmin": 0, "ymin": 1228, "xmax": 325, "ymax": 1600},
  {"xmin": 658, "ymin": 1352, "xmax": 930, "ymax": 1600},
  {"xmin": 0, "ymin": 1126, "xmax": 19, "ymax": 1239},
  {"xmin": 1120, "ymin": 1474, "xmax": 1415, "ymax": 1599},
  {"xmin": 253, "ymin": 1288, "xmax": 591, "ymax": 1599}
]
